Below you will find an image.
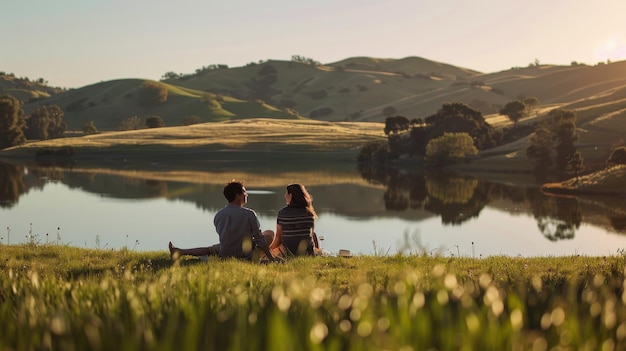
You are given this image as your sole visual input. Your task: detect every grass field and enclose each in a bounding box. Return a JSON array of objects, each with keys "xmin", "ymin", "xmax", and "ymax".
[
  {"xmin": 0, "ymin": 118, "xmax": 386, "ymax": 164},
  {"xmin": 2, "ymin": 244, "xmax": 626, "ymax": 350}
]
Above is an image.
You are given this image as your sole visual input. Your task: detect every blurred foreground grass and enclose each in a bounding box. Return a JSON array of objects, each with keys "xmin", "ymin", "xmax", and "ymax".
[{"xmin": 2, "ymin": 244, "xmax": 626, "ymax": 350}]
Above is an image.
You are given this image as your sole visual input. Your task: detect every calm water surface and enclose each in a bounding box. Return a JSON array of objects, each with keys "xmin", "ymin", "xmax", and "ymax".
[{"xmin": 1, "ymin": 161, "xmax": 625, "ymax": 257}]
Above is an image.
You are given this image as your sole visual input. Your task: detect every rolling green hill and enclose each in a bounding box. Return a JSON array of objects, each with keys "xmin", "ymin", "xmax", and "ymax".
[
  {"xmin": 19, "ymin": 79, "xmax": 301, "ymax": 130},
  {"xmin": 0, "ymin": 73, "xmax": 64, "ymax": 102},
  {"xmin": 160, "ymin": 57, "xmax": 626, "ymax": 124},
  {"xmin": 5, "ymin": 57, "xmax": 626, "ymax": 166}
]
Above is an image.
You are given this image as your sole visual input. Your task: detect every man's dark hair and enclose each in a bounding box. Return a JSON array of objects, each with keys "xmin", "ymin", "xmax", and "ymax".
[{"xmin": 223, "ymin": 180, "xmax": 244, "ymax": 202}]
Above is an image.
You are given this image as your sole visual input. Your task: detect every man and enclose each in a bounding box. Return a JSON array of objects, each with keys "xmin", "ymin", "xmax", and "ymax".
[{"xmin": 169, "ymin": 180, "xmax": 281, "ymax": 262}]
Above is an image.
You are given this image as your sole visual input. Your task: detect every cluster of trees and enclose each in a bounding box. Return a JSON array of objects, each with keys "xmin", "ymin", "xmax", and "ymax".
[
  {"xmin": 145, "ymin": 116, "xmax": 165, "ymax": 128},
  {"xmin": 361, "ymin": 97, "xmax": 626, "ymax": 184},
  {"xmin": 290, "ymin": 55, "xmax": 321, "ymax": 66},
  {"xmin": 25, "ymin": 105, "xmax": 66, "ymax": 140},
  {"xmin": 425, "ymin": 133, "xmax": 478, "ymax": 167},
  {"xmin": 0, "ymin": 72, "xmax": 49, "ymax": 86},
  {"xmin": 118, "ymin": 115, "xmax": 166, "ymax": 130},
  {"xmin": 0, "ymin": 95, "xmax": 67, "ymax": 149},
  {"xmin": 359, "ymin": 103, "xmax": 499, "ymax": 166},
  {"xmin": 357, "ymin": 98, "xmax": 604, "ymax": 180},
  {"xmin": 525, "ymin": 109, "xmax": 583, "ymax": 177},
  {"xmin": 161, "ymin": 64, "xmax": 229, "ymax": 80},
  {"xmin": 0, "ymin": 96, "xmax": 26, "ymax": 149}
]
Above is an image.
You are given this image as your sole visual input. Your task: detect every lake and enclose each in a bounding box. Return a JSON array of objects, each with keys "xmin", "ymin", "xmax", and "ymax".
[{"xmin": 1, "ymin": 160, "xmax": 626, "ymax": 257}]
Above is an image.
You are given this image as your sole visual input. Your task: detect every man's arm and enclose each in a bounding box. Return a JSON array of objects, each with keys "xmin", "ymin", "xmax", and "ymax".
[
  {"xmin": 252, "ymin": 230, "xmax": 280, "ymax": 261},
  {"xmin": 249, "ymin": 212, "xmax": 282, "ymax": 262}
]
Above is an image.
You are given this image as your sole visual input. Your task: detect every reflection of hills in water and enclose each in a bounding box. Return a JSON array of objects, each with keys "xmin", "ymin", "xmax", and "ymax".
[
  {"xmin": 2, "ymin": 161, "xmax": 625, "ymax": 235},
  {"xmin": 0, "ymin": 162, "xmax": 432, "ymax": 220}
]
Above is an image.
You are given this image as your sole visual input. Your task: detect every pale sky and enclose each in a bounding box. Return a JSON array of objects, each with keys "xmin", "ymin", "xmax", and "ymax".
[{"xmin": 2, "ymin": 0, "xmax": 625, "ymax": 89}]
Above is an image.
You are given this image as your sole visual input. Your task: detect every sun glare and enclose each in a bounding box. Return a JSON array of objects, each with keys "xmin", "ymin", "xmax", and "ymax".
[{"xmin": 595, "ymin": 37, "xmax": 626, "ymax": 62}]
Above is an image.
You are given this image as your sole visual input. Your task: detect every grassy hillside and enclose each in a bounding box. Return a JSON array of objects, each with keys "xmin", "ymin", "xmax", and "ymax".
[
  {"xmin": 0, "ymin": 73, "xmax": 64, "ymax": 101},
  {"xmin": 163, "ymin": 57, "xmax": 626, "ymax": 123},
  {"xmin": 0, "ymin": 118, "xmax": 386, "ymax": 162},
  {"xmin": 164, "ymin": 58, "xmax": 495, "ymax": 123},
  {"xmin": 327, "ymin": 56, "xmax": 481, "ymax": 77},
  {"xmin": 11, "ymin": 57, "xmax": 626, "ymax": 132},
  {"xmin": 21, "ymin": 79, "xmax": 302, "ymax": 130}
]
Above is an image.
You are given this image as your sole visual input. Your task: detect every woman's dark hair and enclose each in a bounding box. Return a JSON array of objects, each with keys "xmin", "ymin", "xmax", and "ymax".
[
  {"xmin": 223, "ymin": 180, "xmax": 244, "ymax": 202},
  {"xmin": 286, "ymin": 183, "xmax": 317, "ymax": 218}
]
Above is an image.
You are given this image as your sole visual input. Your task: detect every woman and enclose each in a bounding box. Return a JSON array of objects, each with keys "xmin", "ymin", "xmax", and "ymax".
[{"xmin": 267, "ymin": 183, "xmax": 319, "ymax": 256}]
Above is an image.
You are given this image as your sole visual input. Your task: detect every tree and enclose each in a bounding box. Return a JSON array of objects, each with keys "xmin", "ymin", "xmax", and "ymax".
[
  {"xmin": 119, "ymin": 116, "xmax": 144, "ymax": 130},
  {"xmin": 409, "ymin": 125, "xmax": 428, "ymax": 156},
  {"xmin": 26, "ymin": 105, "xmax": 65, "ymax": 140},
  {"xmin": 183, "ymin": 115, "xmax": 202, "ymax": 126},
  {"xmin": 161, "ymin": 71, "xmax": 180, "ymax": 80},
  {"xmin": 82, "ymin": 121, "xmax": 99, "ymax": 135},
  {"xmin": 357, "ymin": 141, "xmax": 389, "ymax": 163},
  {"xmin": 526, "ymin": 126, "xmax": 553, "ymax": 172},
  {"xmin": 0, "ymin": 95, "xmax": 26, "ymax": 149},
  {"xmin": 425, "ymin": 132, "xmax": 478, "ymax": 166},
  {"xmin": 500, "ymin": 100, "xmax": 527, "ymax": 125},
  {"xmin": 410, "ymin": 118, "xmax": 423, "ymax": 127},
  {"xmin": 549, "ymin": 109, "xmax": 578, "ymax": 171},
  {"xmin": 522, "ymin": 96, "xmax": 540, "ymax": 116},
  {"xmin": 424, "ymin": 103, "xmax": 498, "ymax": 150},
  {"xmin": 138, "ymin": 81, "xmax": 168, "ymax": 106},
  {"xmin": 565, "ymin": 151, "xmax": 585, "ymax": 182},
  {"xmin": 526, "ymin": 109, "xmax": 579, "ymax": 174},
  {"xmin": 522, "ymin": 96, "xmax": 540, "ymax": 108},
  {"xmin": 26, "ymin": 106, "xmax": 50, "ymax": 139},
  {"xmin": 45, "ymin": 105, "xmax": 65, "ymax": 139},
  {"xmin": 145, "ymin": 116, "xmax": 165, "ymax": 128},
  {"xmin": 384, "ymin": 116, "xmax": 410, "ymax": 135}
]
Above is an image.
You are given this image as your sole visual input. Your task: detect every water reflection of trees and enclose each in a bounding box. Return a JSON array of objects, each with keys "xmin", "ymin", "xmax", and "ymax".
[
  {"xmin": 357, "ymin": 164, "xmax": 596, "ymax": 240},
  {"xmin": 2, "ymin": 160, "xmax": 625, "ymax": 240},
  {"xmin": 526, "ymin": 190, "xmax": 581, "ymax": 241},
  {"xmin": 1, "ymin": 162, "xmax": 228, "ymax": 211},
  {"xmin": 610, "ymin": 217, "xmax": 626, "ymax": 231},
  {"xmin": 424, "ymin": 176, "xmax": 488, "ymax": 225},
  {"xmin": 0, "ymin": 162, "xmax": 26, "ymax": 208},
  {"xmin": 359, "ymin": 163, "xmax": 490, "ymax": 225}
]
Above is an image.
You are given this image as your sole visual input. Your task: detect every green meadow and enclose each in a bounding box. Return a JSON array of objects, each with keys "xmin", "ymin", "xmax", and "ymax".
[{"xmin": 2, "ymin": 244, "xmax": 626, "ymax": 350}]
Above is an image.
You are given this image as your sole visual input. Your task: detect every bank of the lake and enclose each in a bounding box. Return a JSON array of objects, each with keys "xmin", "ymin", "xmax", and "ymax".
[{"xmin": 542, "ymin": 165, "xmax": 626, "ymax": 197}]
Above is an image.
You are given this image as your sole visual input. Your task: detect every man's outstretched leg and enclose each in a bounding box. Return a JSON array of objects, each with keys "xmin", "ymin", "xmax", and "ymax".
[{"xmin": 169, "ymin": 241, "xmax": 219, "ymax": 260}]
